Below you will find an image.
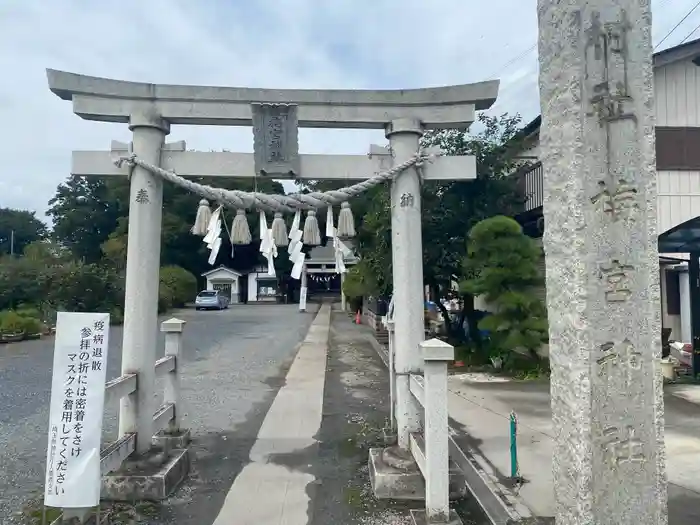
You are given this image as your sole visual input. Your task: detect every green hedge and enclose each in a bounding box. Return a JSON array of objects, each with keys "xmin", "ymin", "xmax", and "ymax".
[
  {"xmin": 0, "ymin": 258, "xmax": 124, "ymax": 316},
  {"xmin": 0, "ymin": 309, "xmax": 45, "ymax": 338}
]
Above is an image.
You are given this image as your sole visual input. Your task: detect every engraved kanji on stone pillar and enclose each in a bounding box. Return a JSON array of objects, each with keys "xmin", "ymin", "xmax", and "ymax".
[{"xmin": 538, "ymin": 1, "xmax": 667, "ymax": 524}]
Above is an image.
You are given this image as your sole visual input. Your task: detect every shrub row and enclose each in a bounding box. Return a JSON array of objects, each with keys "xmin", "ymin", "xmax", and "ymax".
[
  {"xmin": 0, "ymin": 257, "xmax": 198, "ymax": 327},
  {"xmin": 0, "ymin": 309, "xmax": 45, "ymax": 342}
]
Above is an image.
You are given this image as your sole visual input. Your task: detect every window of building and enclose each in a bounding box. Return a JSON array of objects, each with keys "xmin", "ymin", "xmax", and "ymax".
[
  {"xmin": 257, "ymin": 278, "xmax": 278, "ymax": 300},
  {"xmin": 665, "ymin": 270, "xmax": 681, "ymax": 316}
]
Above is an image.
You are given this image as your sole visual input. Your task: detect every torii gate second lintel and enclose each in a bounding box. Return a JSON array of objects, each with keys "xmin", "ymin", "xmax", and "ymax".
[{"xmin": 73, "ymin": 141, "xmax": 478, "ymax": 182}]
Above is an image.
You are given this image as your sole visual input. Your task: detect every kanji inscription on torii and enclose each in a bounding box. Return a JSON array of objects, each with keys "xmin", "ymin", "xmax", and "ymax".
[
  {"xmin": 252, "ymin": 103, "xmax": 301, "ymax": 177},
  {"xmin": 135, "ymin": 188, "xmax": 150, "ymax": 204}
]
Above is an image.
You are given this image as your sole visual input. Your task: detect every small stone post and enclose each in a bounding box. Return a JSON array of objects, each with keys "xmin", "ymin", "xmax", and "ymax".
[
  {"xmin": 300, "ymin": 269, "xmax": 308, "ymax": 312},
  {"xmin": 387, "ymin": 316, "xmax": 396, "ymax": 435},
  {"xmin": 340, "ymin": 272, "xmax": 347, "ymax": 312},
  {"xmin": 386, "ymin": 118, "xmax": 425, "ymax": 450},
  {"xmin": 538, "ymin": 1, "xmax": 667, "ymax": 523},
  {"xmin": 119, "ymin": 110, "xmax": 169, "ymax": 454},
  {"xmin": 419, "ymin": 338, "xmax": 454, "ymax": 524},
  {"xmin": 161, "ymin": 318, "xmax": 185, "ymax": 432}
]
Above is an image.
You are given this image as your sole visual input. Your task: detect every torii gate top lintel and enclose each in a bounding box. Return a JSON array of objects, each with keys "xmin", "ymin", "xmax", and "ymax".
[{"xmin": 46, "ymin": 69, "xmax": 499, "ymax": 129}]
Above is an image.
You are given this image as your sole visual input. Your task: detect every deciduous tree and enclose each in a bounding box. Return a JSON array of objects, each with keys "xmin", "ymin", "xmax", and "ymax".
[
  {"xmin": 0, "ymin": 207, "xmax": 48, "ymax": 256},
  {"xmin": 345, "ymin": 113, "xmax": 529, "ymax": 339}
]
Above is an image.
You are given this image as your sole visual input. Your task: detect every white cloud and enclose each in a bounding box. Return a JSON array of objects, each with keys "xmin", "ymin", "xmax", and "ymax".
[{"xmin": 0, "ymin": 0, "xmax": 695, "ymax": 218}]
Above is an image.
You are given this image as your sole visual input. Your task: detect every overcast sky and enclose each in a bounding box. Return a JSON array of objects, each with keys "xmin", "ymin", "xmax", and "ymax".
[{"xmin": 0, "ymin": 0, "xmax": 694, "ymax": 219}]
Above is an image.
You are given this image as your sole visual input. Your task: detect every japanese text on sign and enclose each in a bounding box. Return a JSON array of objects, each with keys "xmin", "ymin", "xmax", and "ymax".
[{"xmin": 44, "ymin": 312, "xmax": 110, "ymax": 508}]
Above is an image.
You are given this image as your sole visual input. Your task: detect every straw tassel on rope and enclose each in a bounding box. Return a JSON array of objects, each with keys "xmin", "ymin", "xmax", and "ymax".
[
  {"xmin": 303, "ymin": 210, "xmax": 321, "ymax": 246},
  {"xmin": 191, "ymin": 199, "xmax": 212, "ymax": 236},
  {"xmin": 336, "ymin": 201, "xmax": 355, "ymax": 238},
  {"xmin": 271, "ymin": 212, "xmax": 288, "ymax": 247},
  {"xmin": 231, "ymin": 209, "xmax": 252, "ymax": 245}
]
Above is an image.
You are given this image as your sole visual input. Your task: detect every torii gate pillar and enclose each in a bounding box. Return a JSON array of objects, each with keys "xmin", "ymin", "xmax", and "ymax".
[
  {"xmin": 120, "ymin": 111, "xmax": 170, "ymax": 453},
  {"xmin": 386, "ymin": 118, "xmax": 425, "ymax": 449}
]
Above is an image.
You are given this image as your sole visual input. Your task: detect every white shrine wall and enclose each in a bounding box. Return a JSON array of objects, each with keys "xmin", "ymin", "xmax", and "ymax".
[{"xmin": 655, "ymin": 58, "xmax": 700, "ymax": 127}]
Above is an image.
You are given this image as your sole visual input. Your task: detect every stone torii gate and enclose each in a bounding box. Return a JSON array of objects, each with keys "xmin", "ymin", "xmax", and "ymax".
[{"xmin": 48, "ymin": 69, "xmax": 499, "ymax": 463}]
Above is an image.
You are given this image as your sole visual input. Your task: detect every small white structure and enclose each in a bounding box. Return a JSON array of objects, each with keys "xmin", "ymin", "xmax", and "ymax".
[
  {"xmin": 247, "ymin": 265, "xmax": 279, "ymax": 303},
  {"xmin": 303, "ymin": 243, "xmax": 359, "ymax": 311},
  {"xmin": 201, "ymin": 265, "xmax": 242, "ymax": 304}
]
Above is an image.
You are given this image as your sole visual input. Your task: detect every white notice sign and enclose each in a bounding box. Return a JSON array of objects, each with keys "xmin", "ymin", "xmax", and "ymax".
[{"xmin": 44, "ymin": 312, "xmax": 110, "ymax": 508}]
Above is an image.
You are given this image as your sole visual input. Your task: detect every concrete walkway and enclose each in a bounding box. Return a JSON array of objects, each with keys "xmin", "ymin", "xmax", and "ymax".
[
  {"xmin": 446, "ymin": 373, "xmax": 700, "ymax": 524},
  {"xmin": 212, "ymin": 305, "xmax": 331, "ymax": 525}
]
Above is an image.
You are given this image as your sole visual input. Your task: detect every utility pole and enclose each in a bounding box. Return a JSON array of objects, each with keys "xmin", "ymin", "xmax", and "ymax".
[{"xmin": 9, "ymin": 229, "xmax": 14, "ymax": 256}]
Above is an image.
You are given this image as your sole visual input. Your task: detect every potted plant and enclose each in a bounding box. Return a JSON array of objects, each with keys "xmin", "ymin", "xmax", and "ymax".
[
  {"xmin": 0, "ymin": 311, "xmax": 27, "ymax": 343},
  {"xmin": 488, "ymin": 345, "xmax": 510, "ymax": 371}
]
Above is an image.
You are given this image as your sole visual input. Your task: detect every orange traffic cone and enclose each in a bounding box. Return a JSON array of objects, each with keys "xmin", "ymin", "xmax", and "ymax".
[{"xmin": 355, "ymin": 311, "xmax": 362, "ymax": 325}]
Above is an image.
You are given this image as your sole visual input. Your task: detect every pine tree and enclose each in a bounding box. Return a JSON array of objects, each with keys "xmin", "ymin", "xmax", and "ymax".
[{"xmin": 461, "ymin": 215, "xmax": 548, "ymax": 362}]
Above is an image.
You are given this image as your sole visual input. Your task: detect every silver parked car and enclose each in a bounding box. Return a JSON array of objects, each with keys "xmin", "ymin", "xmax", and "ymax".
[{"xmin": 195, "ymin": 290, "xmax": 229, "ymax": 310}]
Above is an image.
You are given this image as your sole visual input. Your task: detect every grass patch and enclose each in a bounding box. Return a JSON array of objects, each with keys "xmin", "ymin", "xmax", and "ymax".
[
  {"xmin": 343, "ymin": 486, "xmax": 364, "ymax": 508},
  {"xmin": 338, "ymin": 436, "xmax": 362, "ymax": 457},
  {"xmin": 22, "ymin": 501, "xmax": 62, "ymax": 524},
  {"xmin": 18, "ymin": 495, "xmax": 162, "ymax": 525}
]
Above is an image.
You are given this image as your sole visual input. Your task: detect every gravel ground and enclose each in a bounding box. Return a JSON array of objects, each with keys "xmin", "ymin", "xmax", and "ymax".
[{"xmin": 0, "ymin": 304, "xmax": 316, "ymax": 524}]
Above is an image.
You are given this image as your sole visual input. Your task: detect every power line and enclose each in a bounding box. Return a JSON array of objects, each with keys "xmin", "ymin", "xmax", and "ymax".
[
  {"xmin": 679, "ymin": 19, "xmax": 700, "ymax": 44},
  {"xmin": 486, "ymin": 0, "xmax": 690, "ymax": 102},
  {"xmin": 487, "ymin": 0, "xmax": 681, "ymax": 82},
  {"xmin": 654, "ymin": 0, "xmax": 700, "ymax": 50},
  {"xmin": 487, "ymin": 44, "xmax": 536, "ymax": 79}
]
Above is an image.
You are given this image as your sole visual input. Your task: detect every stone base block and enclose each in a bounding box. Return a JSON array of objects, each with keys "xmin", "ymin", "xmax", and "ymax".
[
  {"xmin": 369, "ymin": 447, "xmax": 466, "ymax": 501},
  {"xmin": 410, "ymin": 509, "xmax": 462, "ymax": 525},
  {"xmin": 369, "ymin": 447, "xmax": 424, "ymax": 500},
  {"xmin": 102, "ymin": 448, "xmax": 189, "ymax": 501},
  {"xmin": 59, "ymin": 508, "xmax": 90, "ymax": 524},
  {"xmin": 152, "ymin": 428, "xmax": 191, "ymax": 449}
]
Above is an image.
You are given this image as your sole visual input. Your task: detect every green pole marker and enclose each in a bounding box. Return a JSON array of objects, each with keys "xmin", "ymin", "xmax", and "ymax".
[{"xmin": 509, "ymin": 411, "xmax": 519, "ymax": 479}]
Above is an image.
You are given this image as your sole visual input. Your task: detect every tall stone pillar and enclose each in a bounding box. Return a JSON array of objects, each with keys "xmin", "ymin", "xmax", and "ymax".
[
  {"xmin": 538, "ymin": 1, "xmax": 667, "ymax": 524},
  {"xmin": 386, "ymin": 118, "xmax": 425, "ymax": 449},
  {"xmin": 119, "ymin": 110, "xmax": 170, "ymax": 454}
]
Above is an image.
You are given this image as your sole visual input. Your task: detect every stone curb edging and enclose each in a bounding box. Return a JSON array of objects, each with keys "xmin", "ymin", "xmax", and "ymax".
[{"xmin": 364, "ymin": 330, "xmax": 534, "ymax": 525}]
